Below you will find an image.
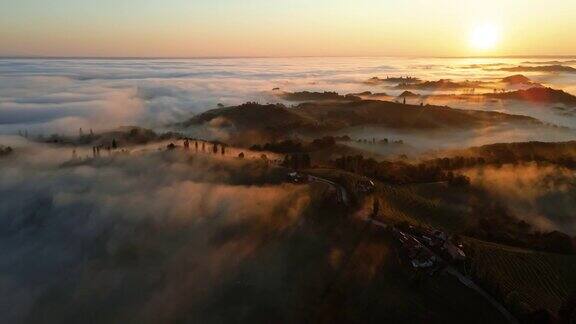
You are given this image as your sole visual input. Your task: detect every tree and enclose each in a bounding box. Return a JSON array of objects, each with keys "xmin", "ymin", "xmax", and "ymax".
[
  {"xmin": 372, "ymin": 199, "xmax": 380, "ymax": 218},
  {"xmin": 291, "ymin": 154, "xmax": 300, "ymax": 169},
  {"xmin": 301, "ymin": 154, "xmax": 311, "ymax": 169}
]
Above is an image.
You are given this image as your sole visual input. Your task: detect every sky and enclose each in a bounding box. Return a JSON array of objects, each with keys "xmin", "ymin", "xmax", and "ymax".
[{"xmin": 0, "ymin": 0, "xmax": 575, "ymax": 57}]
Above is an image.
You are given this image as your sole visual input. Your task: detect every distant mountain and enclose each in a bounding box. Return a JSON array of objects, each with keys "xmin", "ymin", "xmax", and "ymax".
[
  {"xmin": 487, "ymin": 87, "xmax": 576, "ymax": 106},
  {"xmin": 522, "ymin": 60, "xmax": 576, "ymax": 65},
  {"xmin": 497, "ymin": 65, "xmax": 576, "ymax": 73}
]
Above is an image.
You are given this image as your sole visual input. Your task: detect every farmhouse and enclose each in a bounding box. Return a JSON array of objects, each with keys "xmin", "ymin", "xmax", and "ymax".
[{"xmin": 394, "ymin": 230, "xmax": 439, "ymax": 269}]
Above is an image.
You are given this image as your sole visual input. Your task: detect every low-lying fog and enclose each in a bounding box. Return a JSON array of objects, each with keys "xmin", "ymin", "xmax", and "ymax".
[
  {"xmin": 0, "ymin": 137, "xmax": 310, "ymax": 323},
  {"xmin": 2, "ymin": 57, "xmax": 576, "ymax": 136},
  {"xmin": 464, "ymin": 163, "xmax": 576, "ymax": 235},
  {"xmin": 332, "ymin": 124, "xmax": 576, "ymax": 158},
  {"xmin": 2, "ymin": 57, "xmax": 576, "ymax": 322}
]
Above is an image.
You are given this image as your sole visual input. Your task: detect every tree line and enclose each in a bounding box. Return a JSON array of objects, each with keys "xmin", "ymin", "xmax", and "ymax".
[{"xmin": 332, "ymin": 155, "xmax": 470, "ymax": 185}]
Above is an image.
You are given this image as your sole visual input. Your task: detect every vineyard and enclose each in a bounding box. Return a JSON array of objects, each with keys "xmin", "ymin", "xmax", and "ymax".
[
  {"xmin": 464, "ymin": 238, "xmax": 576, "ymax": 315},
  {"xmin": 305, "ymin": 168, "xmax": 468, "ymax": 231},
  {"xmin": 375, "ymin": 183, "xmax": 468, "ymax": 231}
]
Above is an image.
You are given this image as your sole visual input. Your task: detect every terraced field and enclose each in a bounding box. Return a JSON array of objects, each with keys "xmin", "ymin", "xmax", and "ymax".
[{"xmin": 464, "ymin": 238, "xmax": 576, "ymax": 314}]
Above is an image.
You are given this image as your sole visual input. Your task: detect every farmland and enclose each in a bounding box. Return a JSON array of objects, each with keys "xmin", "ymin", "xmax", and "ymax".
[{"xmin": 464, "ymin": 238, "xmax": 576, "ymax": 315}]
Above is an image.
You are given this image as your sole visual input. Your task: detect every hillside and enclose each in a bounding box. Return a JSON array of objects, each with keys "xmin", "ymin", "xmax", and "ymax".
[
  {"xmin": 429, "ymin": 141, "xmax": 576, "ymax": 168},
  {"xmin": 278, "ymin": 91, "xmax": 361, "ymax": 102},
  {"xmin": 464, "ymin": 238, "xmax": 576, "ymax": 317},
  {"xmin": 39, "ymin": 126, "xmax": 182, "ymax": 147},
  {"xmin": 497, "ymin": 65, "xmax": 576, "ymax": 73},
  {"xmin": 181, "ymin": 102, "xmax": 316, "ymax": 131},
  {"xmin": 296, "ymin": 100, "xmax": 538, "ymax": 130},
  {"xmin": 182, "ymin": 100, "xmax": 540, "ymax": 140},
  {"xmin": 486, "ymin": 87, "xmax": 576, "ymax": 106},
  {"xmin": 396, "ymin": 79, "xmax": 486, "ymax": 90}
]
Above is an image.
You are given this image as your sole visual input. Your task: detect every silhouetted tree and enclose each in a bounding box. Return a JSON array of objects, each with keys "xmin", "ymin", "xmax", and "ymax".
[
  {"xmin": 372, "ymin": 199, "xmax": 380, "ymax": 218},
  {"xmin": 301, "ymin": 153, "xmax": 311, "ymax": 168}
]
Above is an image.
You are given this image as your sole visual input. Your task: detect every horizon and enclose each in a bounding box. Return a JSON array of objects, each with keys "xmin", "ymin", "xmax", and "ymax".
[
  {"xmin": 2, "ymin": 0, "xmax": 576, "ymax": 57},
  {"xmin": 2, "ymin": 54, "xmax": 576, "ymax": 60}
]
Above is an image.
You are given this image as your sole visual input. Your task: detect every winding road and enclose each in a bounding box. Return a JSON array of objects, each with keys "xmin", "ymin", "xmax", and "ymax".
[{"xmin": 306, "ymin": 173, "xmax": 518, "ymax": 324}]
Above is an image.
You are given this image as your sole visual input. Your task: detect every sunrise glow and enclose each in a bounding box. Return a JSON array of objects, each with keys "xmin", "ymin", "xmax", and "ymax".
[
  {"xmin": 1, "ymin": 0, "xmax": 575, "ymax": 57},
  {"xmin": 470, "ymin": 23, "xmax": 500, "ymax": 51}
]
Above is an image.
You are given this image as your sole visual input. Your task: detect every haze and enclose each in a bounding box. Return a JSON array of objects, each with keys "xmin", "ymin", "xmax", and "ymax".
[{"xmin": 1, "ymin": 0, "xmax": 575, "ymax": 57}]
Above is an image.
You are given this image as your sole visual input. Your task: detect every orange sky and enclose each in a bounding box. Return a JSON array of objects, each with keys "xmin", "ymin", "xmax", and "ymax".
[{"xmin": 1, "ymin": 0, "xmax": 574, "ymax": 57}]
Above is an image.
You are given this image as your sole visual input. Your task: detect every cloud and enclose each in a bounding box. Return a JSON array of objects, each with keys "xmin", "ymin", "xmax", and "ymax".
[
  {"xmin": 0, "ymin": 143, "xmax": 311, "ymax": 323},
  {"xmin": 464, "ymin": 163, "xmax": 576, "ymax": 234},
  {"xmin": 1, "ymin": 57, "xmax": 575, "ymax": 138}
]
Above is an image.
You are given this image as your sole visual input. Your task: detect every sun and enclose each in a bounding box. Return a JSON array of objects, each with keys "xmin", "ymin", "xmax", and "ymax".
[{"xmin": 469, "ymin": 23, "xmax": 500, "ymax": 51}]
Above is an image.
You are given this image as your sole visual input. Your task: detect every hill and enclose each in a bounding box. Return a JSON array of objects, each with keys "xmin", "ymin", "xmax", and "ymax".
[
  {"xmin": 501, "ymin": 74, "xmax": 533, "ymax": 85},
  {"xmin": 437, "ymin": 141, "xmax": 576, "ymax": 167},
  {"xmin": 396, "ymin": 79, "xmax": 486, "ymax": 90},
  {"xmin": 486, "ymin": 87, "xmax": 576, "ymax": 106},
  {"xmin": 497, "ymin": 65, "xmax": 576, "ymax": 73},
  {"xmin": 40, "ymin": 126, "xmax": 183, "ymax": 147},
  {"xmin": 365, "ymin": 76, "xmax": 421, "ymax": 85},
  {"xmin": 398, "ymin": 90, "xmax": 420, "ymax": 97},
  {"xmin": 181, "ymin": 100, "xmax": 540, "ymax": 143},
  {"xmin": 464, "ymin": 238, "xmax": 576, "ymax": 317},
  {"xmin": 278, "ymin": 91, "xmax": 361, "ymax": 102},
  {"xmin": 181, "ymin": 102, "xmax": 316, "ymax": 131}
]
